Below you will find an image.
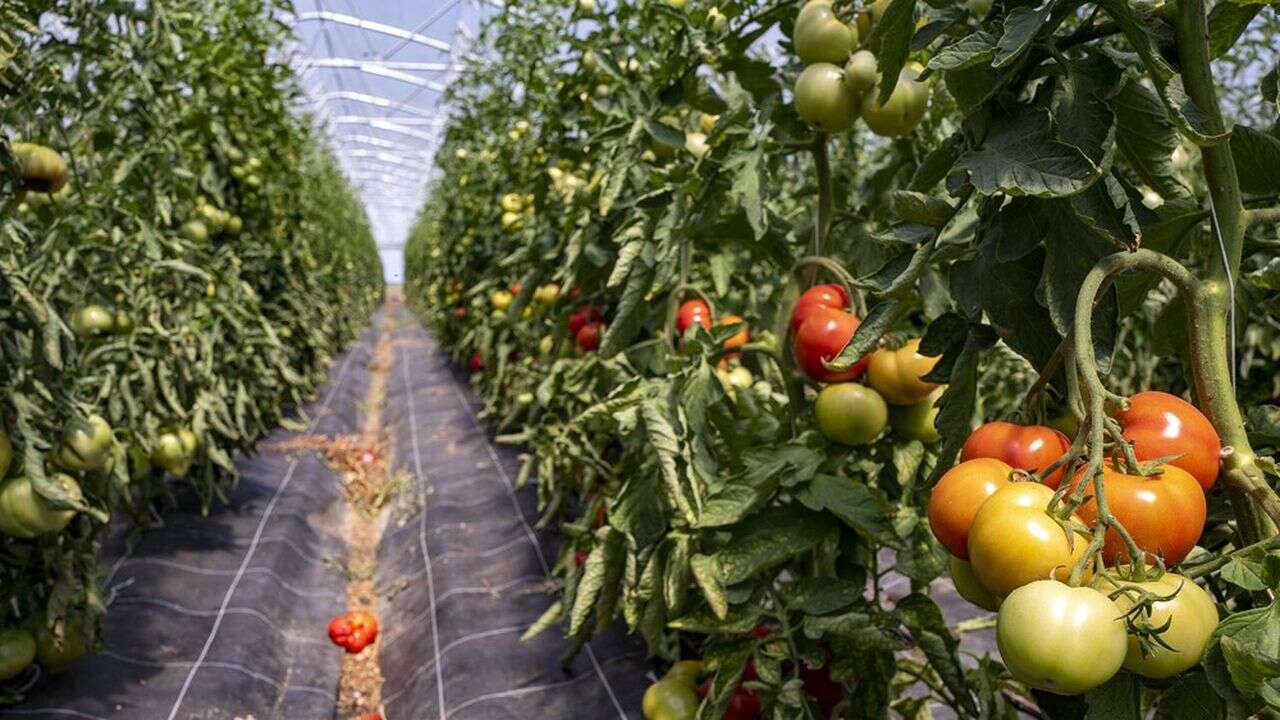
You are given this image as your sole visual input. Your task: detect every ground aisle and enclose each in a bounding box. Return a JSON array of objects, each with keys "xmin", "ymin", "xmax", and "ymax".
[
  {"xmin": 6, "ymin": 308, "xmax": 650, "ymax": 720},
  {"xmin": 375, "ymin": 317, "xmax": 648, "ymax": 720}
]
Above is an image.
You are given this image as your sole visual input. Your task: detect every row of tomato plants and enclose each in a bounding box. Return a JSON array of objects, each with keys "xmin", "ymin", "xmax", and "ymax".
[
  {"xmin": 402, "ymin": 0, "xmax": 1279, "ymax": 717},
  {"xmin": 0, "ymin": 0, "xmax": 382, "ymax": 700}
]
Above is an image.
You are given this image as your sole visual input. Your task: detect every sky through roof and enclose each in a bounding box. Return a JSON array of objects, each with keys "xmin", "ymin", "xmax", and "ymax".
[{"xmin": 288, "ymin": 1, "xmax": 501, "ymax": 282}]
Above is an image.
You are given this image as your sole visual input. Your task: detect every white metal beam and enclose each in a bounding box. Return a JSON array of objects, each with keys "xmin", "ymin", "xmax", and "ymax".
[
  {"xmin": 305, "ymin": 90, "xmax": 440, "ymax": 117},
  {"xmin": 292, "ymin": 11, "xmax": 452, "ymax": 52}
]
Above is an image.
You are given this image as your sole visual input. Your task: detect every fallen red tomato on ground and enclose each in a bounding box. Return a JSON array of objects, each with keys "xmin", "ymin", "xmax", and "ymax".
[{"xmin": 328, "ymin": 610, "xmax": 379, "ymax": 654}]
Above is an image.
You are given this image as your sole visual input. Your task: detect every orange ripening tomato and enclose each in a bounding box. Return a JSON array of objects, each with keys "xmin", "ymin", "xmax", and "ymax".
[
  {"xmin": 790, "ymin": 284, "xmax": 850, "ymax": 333},
  {"xmin": 793, "ymin": 307, "xmax": 868, "ymax": 383},
  {"xmin": 1066, "ymin": 461, "xmax": 1205, "ymax": 566},
  {"xmin": 1116, "ymin": 391, "xmax": 1221, "ymax": 491},
  {"xmin": 928, "ymin": 458, "xmax": 1013, "ymax": 559},
  {"xmin": 961, "ymin": 421, "xmax": 1072, "ymax": 489},
  {"xmin": 865, "ymin": 338, "xmax": 940, "ymax": 405},
  {"xmin": 676, "ymin": 299, "xmax": 713, "ymax": 336},
  {"xmin": 719, "ymin": 314, "xmax": 750, "ymax": 350},
  {"xmin": 967, "ymin": 482, "xmax": 1090, "ymax": 597}
]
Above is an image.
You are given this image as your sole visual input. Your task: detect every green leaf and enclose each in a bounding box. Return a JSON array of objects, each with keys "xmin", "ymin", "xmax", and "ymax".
[
  {"xmin": 726, "ymin": 138, "xmax": 767, "ymax": 239},
  {"xmin": 872, "ymin": 0, "xmax": 918, "ymax": 104},
  {"xmin": 794, "ymin": 474, "xmax": 899, "ymax": 546},
  {"xmin": 994, "ymin": 6, "xmax": 1051, "ymax": 68},
  {"xmin": 890, "ymin": 191, "xmax": 954, "ymax": 226},
  {"xmin": 598, "ymin": 243, "xmax": 657, "ymax": 358},
  {"xmin": 786, "ymin": 577, "xmax": 866, "ymax": 615},
  {"xmin": 1085, "ymin": 673, "xmax": 1141, "ymax": 719},
  {"xmin": 956, "ymin": 108, "xmax": 1100, "ymax": 197},
  {"xmin": 611, "ymin": 473, "xmax": 668, "ymax": 548},
  {"xmin": 1207, "ymin": 2, "xmax": 1262, "ymax": 60},
  {"xmin": 1230, "ymin": 125, "xmax": 1280, "ymax": 195},
  {"xmin": 1110, "ymin": 77, "xmax": 1190, "ymax": 199},
  {"xmin": 716, "ymin": 505, "xmax": 838, "ymax": 585},
  {"xmin": 691, "ymin": 553, "xmax": 729, "ymax": 619},
  {"xmin": 926, "ymin": 31, "xmax": 998, "ymax": 72}
]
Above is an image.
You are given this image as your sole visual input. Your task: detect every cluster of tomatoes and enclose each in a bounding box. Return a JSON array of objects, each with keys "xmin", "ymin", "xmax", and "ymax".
[
  {"xmin": 928, "ymin": 392, "xmax": 1222, "ymax": 694},
  {"xmin": 327, "ymin": 610, "xmax": 379, "ymax": 655},
  {"xmin": 789, "ymin": 284, "xmax": 942, "ymax": 446},
  {"xmin": 791, "ymin": 0, "xmax": 930, "ymax": 137},
  {"xmin": 0, "ymin": 612, "xmax": 91, "ymax": 683},
  {"xmin": 644, "ymin": 628, "xmax": 846, "ymax": 719},
  {"xmin": 568, "ymin": 303, "xmax": 606, "ymax": 353}
]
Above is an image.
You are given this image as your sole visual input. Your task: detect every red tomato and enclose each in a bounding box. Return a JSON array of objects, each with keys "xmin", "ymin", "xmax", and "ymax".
[
  {"xmin": 725, "ymin": 685, "xmax": 762, "ymax": 719},
  {"xmin": 1067, "ymin": 461, "xmax": 1206, "ymax": 566},
  {"xmin": 328, "ymin": 610, "xmax": 378, "ymax": 653},
  {"xmin": 676, "ymin": 299, "xmax": 713, "ymax": 335},
  {"xmin": 799, "ymin": 645, "xmax": 844, "ymax": 717},
  {"xmin": 510, "ymin": 283, "xmax": 523, "ymax": 295},
  {"xmin": 927, "ymin": 458, "xmax": 1013, "ymax": 559},
  {"xmin": 568, "ymin": 305, "xmax": 603, "ymax": 336},
  {"xmin": 574, "ymin": 549, "xmax": 589, "ymax": 567},
  {"xmin": 452, "ymin": 307, "xmax": 467, "ymax": 319},
  {"xmin": 576, "ymin": 321, "xmax": 604, "ymax": 351},
  {"xmin": 1116, "ymin": 391, "xmax": 1221, "ymax": 490},
  {"xmin": 469, "ymin": 351, "xmax": 484, "ymax": 372},
  {"xmin": 790, "ymin": 284, "xmax": 849, "ymax": 333},
  {"xmin": 960, "ymin": 422, "xmax": 1072, "ymax": 488},
  {"xmin": 793, "ymin": 308, "xmax": 868, "ymax": 383}
]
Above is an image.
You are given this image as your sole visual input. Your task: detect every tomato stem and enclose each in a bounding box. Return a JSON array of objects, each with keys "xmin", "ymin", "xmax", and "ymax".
[{"xmin": 1174, "ymin": 0, "xmax": 1279, "ymax": 543}]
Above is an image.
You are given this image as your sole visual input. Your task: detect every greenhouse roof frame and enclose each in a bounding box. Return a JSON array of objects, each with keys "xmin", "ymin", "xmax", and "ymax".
[{"xmin": 288, "ymin": 0, "xmax": 499, "ymax": 281}]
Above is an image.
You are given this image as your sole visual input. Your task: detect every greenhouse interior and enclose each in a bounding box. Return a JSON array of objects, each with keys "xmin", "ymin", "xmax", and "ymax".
[{"xmin": 1, "ymin": 0, "xmax": 1279, "ymax": 718}]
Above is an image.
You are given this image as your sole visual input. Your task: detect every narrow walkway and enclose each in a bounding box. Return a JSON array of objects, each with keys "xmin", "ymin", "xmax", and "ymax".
[
  {"xmin": 374, "ymin": 318, "xmax": 648, "ymax": 720},
  {"xmin": 6, "ymin": 309, "xmax": 649, "ymax": 720}
]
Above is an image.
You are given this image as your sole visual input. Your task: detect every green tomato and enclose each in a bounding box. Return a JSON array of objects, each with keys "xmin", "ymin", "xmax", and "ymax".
[
  {"xmin": 889, "ymin": 386, "xmax": 943, "ymax": 442},
  {"xmin": 69, "ymin": 305, "xmax": 116, "ymax": 339},
  {"xmin": 967, "ymin": 0, "xmax": 994, "ymax": 15},
  {"xmin": 1109, "ymin": 572, "xmax": 1218, "ymax": 679},
  {"xmin": 860, "ymin": 65, "xmax": 929, "ymax": 137},
  {"xmin": 843, "ymin": 50, "xmax": 879, "ymax": 96},
  {"xmin": 642, "ymin": 678, "xmax": 698, "ymax": 720},
  {"xmin": 794, "ymin": 63, "xmax": 860, "ymax": 133},
  {"xmin": 59, "ymin": 414, "xmax": 113, "ymax": 471},
  {"xmin": 997, "ymin": 580, "xmax": 1127, "ymax": 695},
  {"xmin": 225, "ymin": 214, "xmax": 243, "ymax": 236},
  {"xmin": 127, "ymin": 445, "xmax": 153, "ymax": 481},
  {"xmin": 178, "ymin": 428, "xmax": 199, "ymax": 456},
  {"xmin": 152, "ymin": 432, "xmax": 190, "ymax": 477},
  {"xmin": 793, "ymin": 0, "xmax": 856, "ymax": 65},
  {"xmin": 949, "ymin": 556, "xmax": 1000, "ymax": 612},
  {"xmin": 664, "ymin": 659, "xmax": 704, "ymax": 686},
  {"xmin": 33, "ymin": 613, "xmax": 90, "ymax": 674},
  {"xmin": 181, "ymin": 219, "xmax": 209, "ymax": 243},
  {"xmin": 815, "ymin": 383, "xmax": 888, "ymax": 446},
  {"xmin": 0, "ymin": 628, "xmax": 37, "ymax": 681},
  {"xmin": 0, "ymin": 474, "xmax": 81, "ymax": 539},
  {"xmin": 112, "ymin": 310, "xmax": 133, "ymax": 335}
]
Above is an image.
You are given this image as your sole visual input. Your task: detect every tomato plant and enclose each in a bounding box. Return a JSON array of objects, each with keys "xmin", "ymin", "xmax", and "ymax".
[{"xmin": 398, "ymin": 0, "xmax": 1280, "ymax": 713}]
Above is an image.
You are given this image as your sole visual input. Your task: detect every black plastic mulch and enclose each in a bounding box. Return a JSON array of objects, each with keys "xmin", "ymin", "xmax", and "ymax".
[
  {"xmin": 374, "ymin": 321, "xmax": 650, "ymax": 720},
  {"xmin": 5, "ymin": 318, "xmax": 381, "ymax": 720}
]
